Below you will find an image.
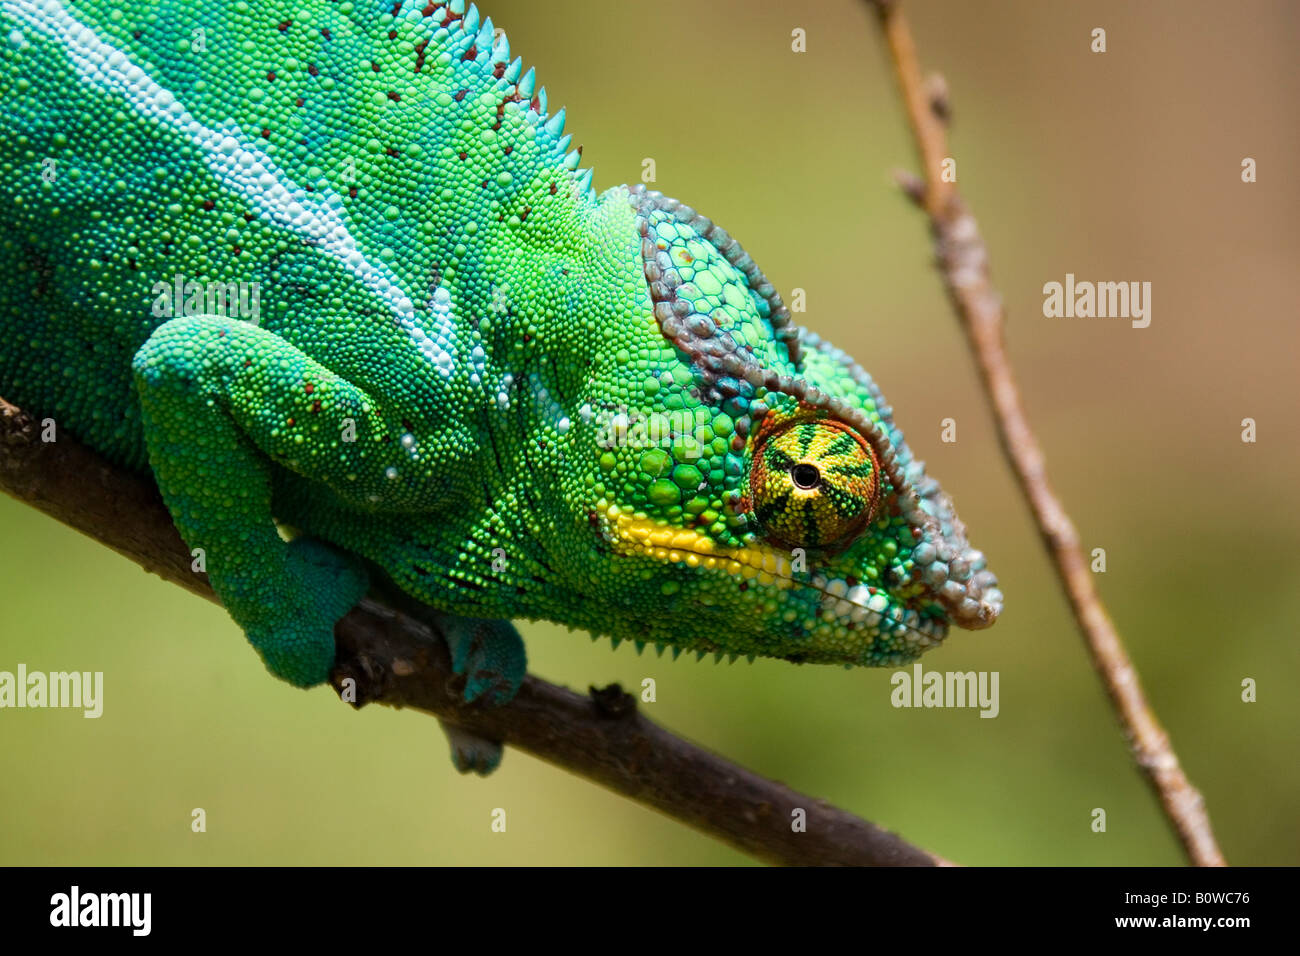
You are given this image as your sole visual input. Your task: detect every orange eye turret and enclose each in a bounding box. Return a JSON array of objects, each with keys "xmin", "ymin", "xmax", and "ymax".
[{"xmin": 749, "ymin": 419, "xmax": 881, "ymax": 549}]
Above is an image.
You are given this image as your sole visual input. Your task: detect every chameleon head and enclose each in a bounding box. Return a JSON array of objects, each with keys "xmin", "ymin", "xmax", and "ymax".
[{"xmin": 573, "ymin": 187, "xmax": 1002, "ymax": 667}]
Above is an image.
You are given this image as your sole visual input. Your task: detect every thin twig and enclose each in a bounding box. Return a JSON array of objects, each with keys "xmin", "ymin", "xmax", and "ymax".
[
  {"xmin": 0, "ymin": 396, "xmax": 946, "ymax": 867},
  {"xmin": 865, "ymin": 0, "xmax": 1225, "ymax": 866}
]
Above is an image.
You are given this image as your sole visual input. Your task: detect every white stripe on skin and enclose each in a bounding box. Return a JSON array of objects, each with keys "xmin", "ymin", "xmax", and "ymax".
[{"xmin": 5, "ymin": 0, "xmax": 459, "ymax": 377}]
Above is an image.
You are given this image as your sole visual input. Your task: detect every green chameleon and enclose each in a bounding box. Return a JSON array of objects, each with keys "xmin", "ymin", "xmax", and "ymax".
[{"xmin": 0, "ymin": 0, "xmax": 1001, "ymax": 772}]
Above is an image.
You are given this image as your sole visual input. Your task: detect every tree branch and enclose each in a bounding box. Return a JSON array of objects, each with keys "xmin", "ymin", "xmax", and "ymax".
[
  {"xmin": 864, "ymin": 0, "xmax": 1225, "ymax": 866},
  {"xmin": 0, "ymin": 395, "xmax": 945, "ymax": 867}
]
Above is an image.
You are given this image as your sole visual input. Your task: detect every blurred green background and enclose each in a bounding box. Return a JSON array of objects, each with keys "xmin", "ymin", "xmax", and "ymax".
[{"xmin": 2, "ymin": 0, "xmax": 1297, "ymax": 865}]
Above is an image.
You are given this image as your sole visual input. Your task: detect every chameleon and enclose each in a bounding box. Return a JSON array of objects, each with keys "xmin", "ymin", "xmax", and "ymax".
[{"xmin": 0, "ymin": 0, "xmax": 1001, "ymax": 773}]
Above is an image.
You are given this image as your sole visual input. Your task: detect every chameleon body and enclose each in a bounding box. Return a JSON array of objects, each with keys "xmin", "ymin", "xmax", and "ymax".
[{"xmin": 0, "ymin": 0, "xmax": 1001, "ymax": 770}]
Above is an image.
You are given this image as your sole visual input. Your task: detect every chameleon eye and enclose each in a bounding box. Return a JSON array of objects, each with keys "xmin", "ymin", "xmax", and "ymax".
[{"xmin": 749, "ymin": 419, "xmax": 881, "ymax": 549}]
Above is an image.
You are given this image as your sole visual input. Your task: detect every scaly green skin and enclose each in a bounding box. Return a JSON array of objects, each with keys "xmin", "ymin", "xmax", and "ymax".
[{"xmin": 0, "ymin": 1, "xmax": 1002, "ymax": 746}]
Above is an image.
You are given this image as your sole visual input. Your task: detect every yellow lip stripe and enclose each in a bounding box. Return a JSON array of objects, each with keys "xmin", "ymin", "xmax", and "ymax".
[{"xmin": 605, "ymin": 506, "xmax": 796, "ymax": 589}]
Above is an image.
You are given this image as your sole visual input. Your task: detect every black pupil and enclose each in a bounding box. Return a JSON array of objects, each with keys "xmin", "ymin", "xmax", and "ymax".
[{"xmin": 791, "ymin": 463, "xmax": 821, "ymax": 490}]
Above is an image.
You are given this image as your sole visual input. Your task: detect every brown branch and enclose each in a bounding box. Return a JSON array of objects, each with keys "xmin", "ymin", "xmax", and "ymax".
[
  {"xmin": 0, "ymin": 396, "xmax": 945, "ymax": 867},
  {"xmin": 865, "ymin": 0, "xmax": 1225, "ymax": 866}
]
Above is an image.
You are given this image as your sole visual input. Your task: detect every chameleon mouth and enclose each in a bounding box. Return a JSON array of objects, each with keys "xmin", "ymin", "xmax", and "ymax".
[{"xmin": 602, "ymin": 506, "xmax": 948, "ymax": 654}]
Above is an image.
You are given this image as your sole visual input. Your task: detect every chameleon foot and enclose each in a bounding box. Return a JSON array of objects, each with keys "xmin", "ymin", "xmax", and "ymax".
[
  {"xmin": 245, "ymin": 536, "xmax": 370, "ymax": 687},
  {"xmin": 439, "ymin": 721, "xmax": 504, "ymax": 776},
  {"xmin": 443, "ymin": 615, "xmax": 527, "ymax": 707},
  {"xmin": 435, "ymin": 615, "xmax": 524, "ymax": 775}
]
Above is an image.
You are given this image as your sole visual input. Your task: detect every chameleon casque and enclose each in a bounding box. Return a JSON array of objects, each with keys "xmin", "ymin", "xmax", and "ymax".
[{"xmin": 0, "ymin": 0, "xmax": 1001, "ymax": 772}]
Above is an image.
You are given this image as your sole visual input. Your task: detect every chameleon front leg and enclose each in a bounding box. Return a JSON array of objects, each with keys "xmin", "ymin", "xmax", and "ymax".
[
  {"xmin": 136, "ymin": 313, "xmax": 530, "ymax": 776},
  {"xmin": 132, "ymin": 314, "xmax": 401, "ymax": 686}
]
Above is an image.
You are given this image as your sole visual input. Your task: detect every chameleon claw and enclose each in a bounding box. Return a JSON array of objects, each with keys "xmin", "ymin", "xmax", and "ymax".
[
  {"xmin": 440, "ymin": 720, "xmax": 504, "ymax": 776},
  {"xmin": 443, "ymin": 615, "xmax": 526, "ymax": 708}
]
